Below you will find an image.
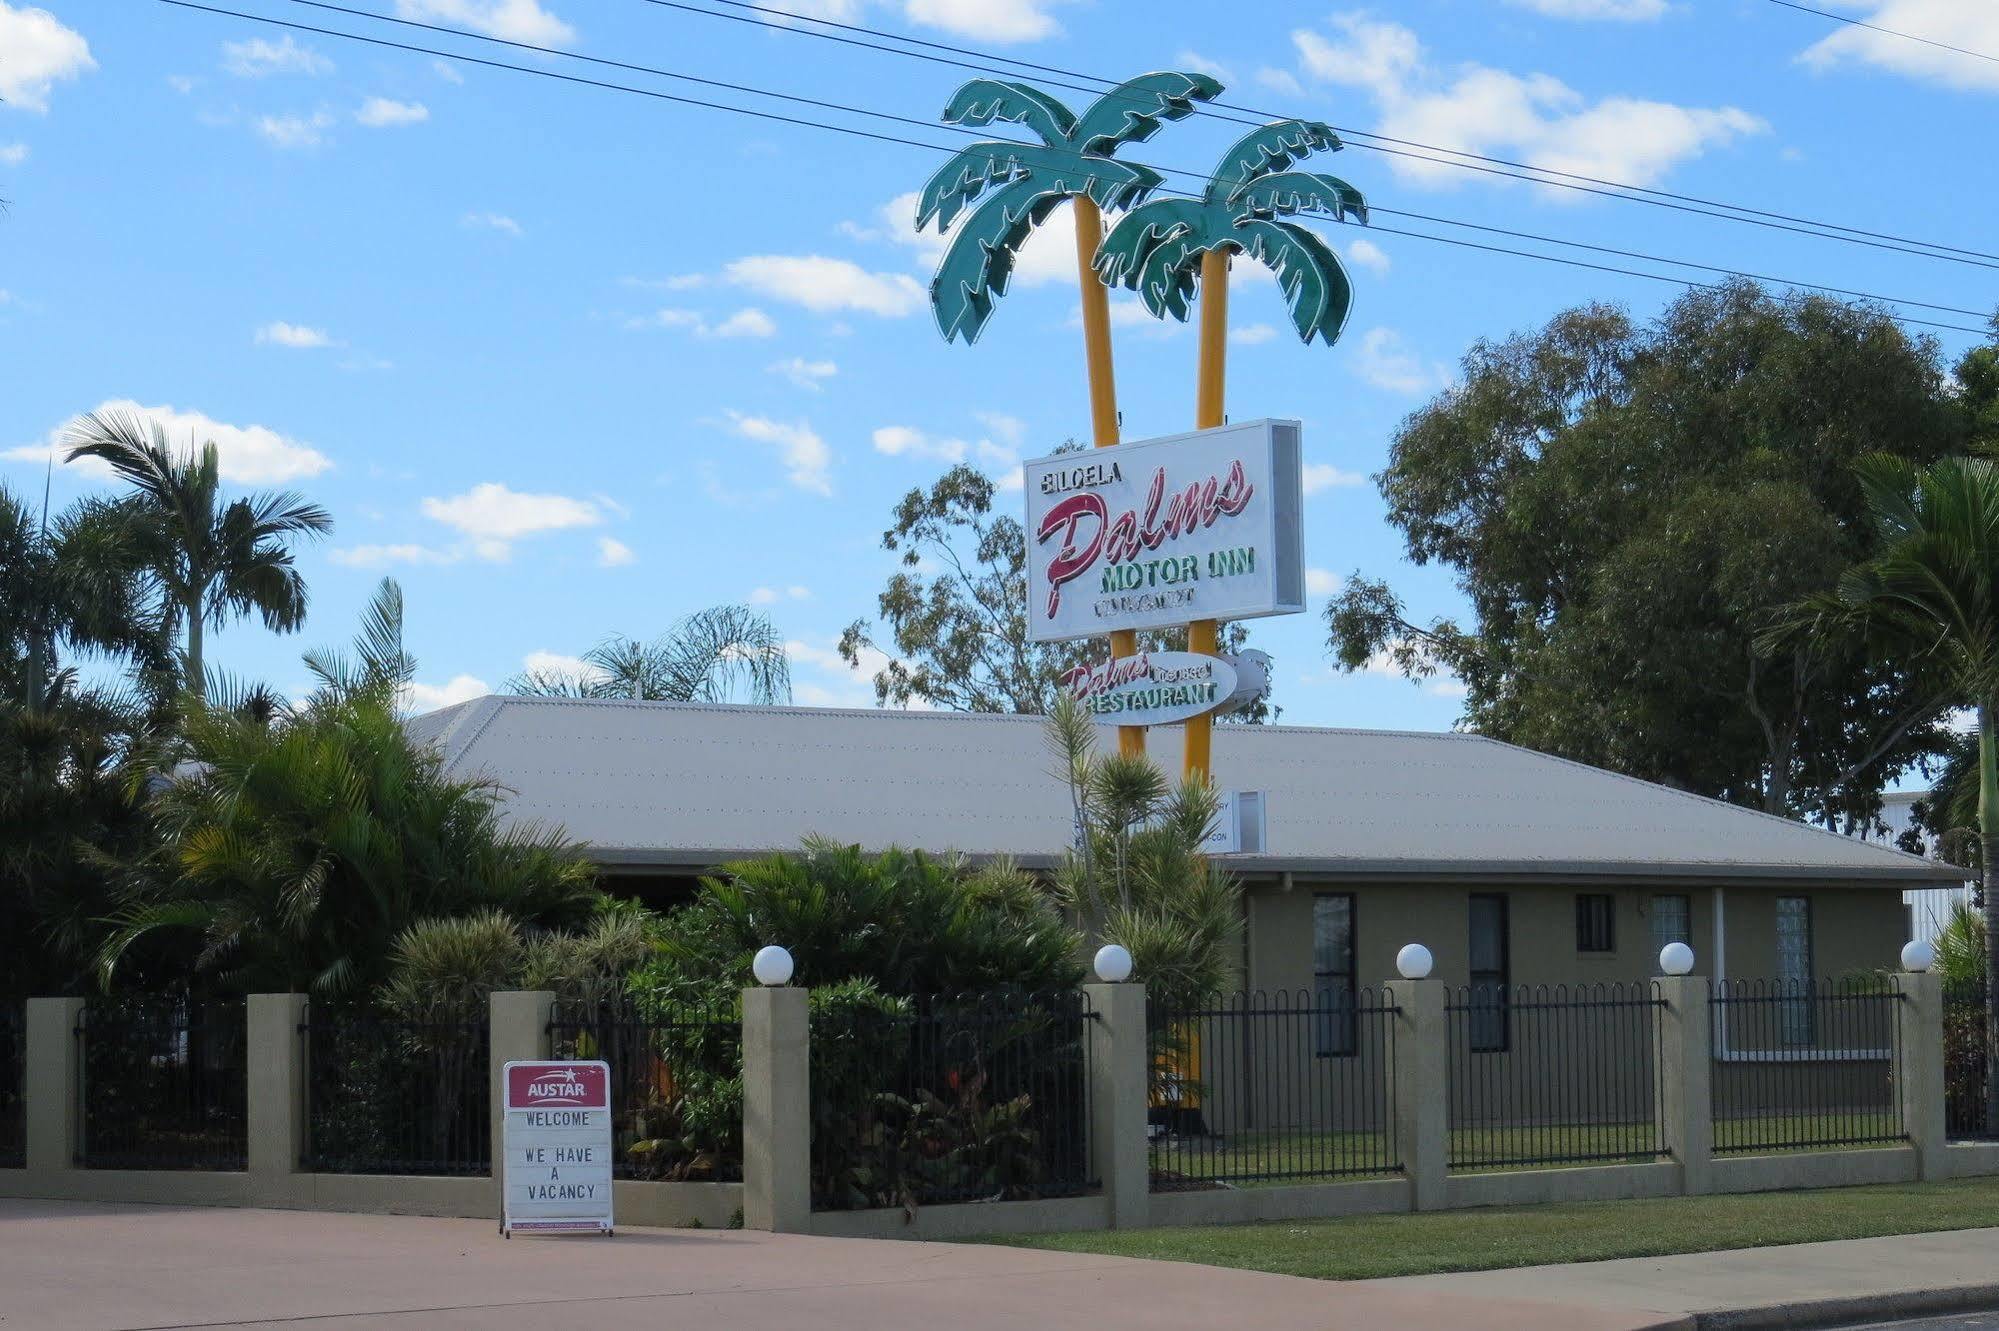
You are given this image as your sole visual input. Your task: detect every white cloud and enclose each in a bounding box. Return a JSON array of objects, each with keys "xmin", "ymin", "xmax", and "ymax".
[
  {"xmin": 521, "ymin": 650, "xmax": 600, "ymax": 683},
  {"xmin": 875, "ymin": 420, "xmax": 1023, "ymax": 488},
  {"xmin": 462, "ymin": 211, "xmax": 523, "ymax": 236},
  {"xmin": 329, "ymin": 543, "xmax": 459, "ymax": 568},
  {"xmin": 902, "ymin": 0, "xmax": 1062, "ymax": 43},
  {"xmin": 596, "ymin": 536, "xmax": 635, "ymax": 567},
  {"xmin": 768, "ymin": 356, "xmax": 837, "ymax": 390},
  {"xmin": 167, "ymin": 74, "xmax": 197, "ymax": 95},
  {"xmin": 1347, "ymin": 238, "xmax": 1391, "ymax": 275},
  {"xmin": 222, "ymin": 34, "xmax": 331, "ymax": 77},
  {"xmin": 0, "ymin": 3, "xmax": 94, "ymax": 112},
  {"xmin": 1354, "ymin": 327, "xmax": 1452, "ymax": 395},
  {"xmin": 749, "ymin": 585, "xmax": 812, "ymax": 605},
  {"xmin": 1302, "ymin": 462, "xmax": 1366, "ymax": 494},
  {"xmin": 256, "ymin": 320, "xmax": 334, "ymax": 349},
  {"xmin": 1231, "ymin": 323, "xmax": 1279, "ymax": 346},
  {"xmin": 1291, "ymin": 13, "xmax": 1764, "ymax": 192},
  {"xmin": 1256, "ymin": 66, "xmax": 1304, "ymax": 96},
  {"xmin": 1174, "ymin": 49, "xmax": 1236, "ymax": 84},
  {"xmin": 432, "ymin": 59, "xmax": 464, "ymax": 84},
  {"xmin": 393, "ymin": 0, "xmax": 575, "ymax": 46},
  {"xmin": 0, "ymin": 142, "xmax": 27, "ymax": 165},
  {"xmin": 723, "ymin": 255, "xmax": 926, "ymax": 317},
  {"xmin": 5, "ymin": 400, "xmax": 331, "ymax": 484},
  {"xmin": 712, "ymin": 307, "xmax": 777, "ymax": 337},
  {"xmin": 723, "ymin": 412, "xmax": 833, "ymax": 496},
  {"xmin": 403, "ymin": 673, "xmax": 489, "ymax": 713},
  {"xmin": 1505, "ymin": 0, "xmax": 1667, "ymax": 18},
  {"xmin": 420, "ymin": 482, "xmax": 601, "ymax": 559},
  {"xmin": 356, "ymin": 97, "xmax": 429, "ymax": 127},
  {"xmin": 873, "ymin": 424, "xmax": 966, "ymax": 464},
  {"xmin": 256, "ymin": 111, "xmax": 334, "ymax": 150},
  {"xmin": 1306, "ymin": 568, "xmax": 1342, "ymax": 597},
  {"xmin": 1798, "ymin": 1, "xmax": 1999, "ymax": 93},
  {"xmin": 627, "ymin": 306, "xmax": 775, "ymax": 338}
]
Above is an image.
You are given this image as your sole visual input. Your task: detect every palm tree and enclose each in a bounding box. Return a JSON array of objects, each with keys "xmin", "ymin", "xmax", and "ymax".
[
  {"xmin": 508, "ymin": 605, "xmax": 790, "ymax": 704},
  {"xmin": 0, "ymin": 483, "xmax": 157, "ymax": 711},
  {"xmin": 1094, "ymin": 118, "xmax": 1368, "ymax": 345},
  {"xmin": 1776, "ymin": 454, "xmax": 1999, "ymax": 1130},
  {"xmin": 62, "ymin": 410, "xmax": 332, "ymax": 697}
]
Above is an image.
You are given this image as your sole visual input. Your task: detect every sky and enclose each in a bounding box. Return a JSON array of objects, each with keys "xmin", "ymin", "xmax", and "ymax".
[{"xmin": 4, "ymin": 0, "xmax": 1996, "ymax": 728}]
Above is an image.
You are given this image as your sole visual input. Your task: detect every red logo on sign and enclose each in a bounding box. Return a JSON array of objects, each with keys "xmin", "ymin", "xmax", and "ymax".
[{"xmin": 506, "ymin": 1062, "xmax": 608, "ymax": 1110}]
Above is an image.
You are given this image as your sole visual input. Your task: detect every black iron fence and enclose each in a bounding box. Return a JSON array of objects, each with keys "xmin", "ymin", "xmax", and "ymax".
[
  {"xmin": 0, "ymin": 1000, "xmax": 23, "ymax": 1168},
  {"xmin": 1447, "ymin": 983, "xmax": 1667, "ymax": 1171},
  {"xmin": 77, "ymin": 997, "xmax": 247, "ymax": 1170},
  {"xmin": 548, "ymin": 996, "xmax": 743, "ymax": 1181},
  {"xmin": 809, "ymin": 989, "xmax": 1093, "ymax": 1212},
  {"xmin": 1944, "ymin": 980, "xmax": 1998, "ymax": 1141},
  {"xmin": 1147, "ymin": 988, "xmax": 1399, "ymax": 1190},
  {"xmin": 301, "ymin": 1005, "xmax": 490, "ymax": 1175},
  {"xmin": 1710, "ymin": 978, "xmax": 1904, "ymax": 1154}
]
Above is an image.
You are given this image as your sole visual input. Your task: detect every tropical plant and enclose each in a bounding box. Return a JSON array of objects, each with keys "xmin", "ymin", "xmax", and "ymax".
[
  {"xmin": 1094, "ymin": 119, "xmax": 1366, "ymax": 345},
  {"xmin": 507, "ymin": 605, "xmax": 789, "ymax": 704},
  {"xmin": 0, "ymin": 482, "xmax": 159, "ymax": 711},
  {"xmin": 918, "ymin": 72, "xmax": 1221, "ymax": 345},
  {"xmin": 63, "ymin": 410, "xmax": 331, "ymax": 696}
]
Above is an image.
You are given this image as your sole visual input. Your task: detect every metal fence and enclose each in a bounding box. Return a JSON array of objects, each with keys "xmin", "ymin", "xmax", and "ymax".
[
  {"xmin": 77, "ymin": 997, "xmax": 247, "ymax": 1170},
  {"xmin": 1710, "ymin": 978, "xmax": 1904, "ymax": 1155},
  {"xmin": 1447, "ymin": 983, "xmax": 1667, "ymax": 1171},
  {"xmin": 1147, "ymin": 988, "xmax": 1399, "ymax": 1190},
  {"xmin": 1943, "ymin": 980, "xmax": 1996, "ymax": 1141},
  {"xmin": 300, "ymin": 1005, "xmax": 491, "ymax": 1175},
  {"xmin": 0, "ymin": 1000, "xmax": 23, "ymax": 1169},
  {"xmin": 548, "ymin": 996, "xmax": 743, "ymax": 1181},
  {"xmin": 808, "ymin": 990, "xmax": 1093, "ymax": 1212}
]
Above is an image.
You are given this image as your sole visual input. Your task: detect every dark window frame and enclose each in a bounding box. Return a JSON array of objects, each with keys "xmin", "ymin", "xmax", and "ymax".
[
  {"xmin": 1312, "ymin": 892, "xmax": 1358, "ymax": 1057},
  {"xmin": 1468, "ymin": 892, "xmax": 1511, "ymax": 1053},
  {"xmin": 1575, "ymin": 893, "xmax": 1616, "ymax": 953}
]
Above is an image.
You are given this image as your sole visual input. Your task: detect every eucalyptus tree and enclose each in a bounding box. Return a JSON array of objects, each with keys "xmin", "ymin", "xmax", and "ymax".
[
  {"xmin": 508, "ymin": 605, "xmax": 790, "ymax": 704},
  {"xmin": 63, "ymin": 410, "xmax": 332, "ymax": 696}
]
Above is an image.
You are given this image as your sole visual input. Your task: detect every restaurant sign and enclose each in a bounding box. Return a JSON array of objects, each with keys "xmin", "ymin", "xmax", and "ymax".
[
  {"xmin": 1024, "ymin": 419, "xmax": 1305, "ymax": 643},
  {"xmin": 502, "ymin": 1060, "xmax": 613, "ymax": 1237},
  {"xmin": 1063, "ymin": 650, "xmax": 1236, "ymax": 726}
]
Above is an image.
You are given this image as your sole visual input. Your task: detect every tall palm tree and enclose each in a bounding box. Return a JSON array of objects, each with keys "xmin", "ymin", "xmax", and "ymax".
[
  {"xmin": 1776, "ymin": 453, "xmax": 1999, "ymax": 1130},
  {"xmin": 1094, "ymin": 118, "xmax": 1368, "ymax": 345},
  {"xmin": 63, "ymin": 410, "xmax": 332, "ymax": 697},
  {"xmin": 508, "ymin": 605, "xmax": 790, "ymax": 704},
  {"xmin": 0, "ymin": 482, "xmax": 156, "ymax": 711}
]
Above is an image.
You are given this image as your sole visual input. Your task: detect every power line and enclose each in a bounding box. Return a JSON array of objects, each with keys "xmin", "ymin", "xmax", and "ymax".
[
  {"xmin": 271, "ymin": 0, "xmax": 1995, "ymax": 318},
  {"xmin": 676, "ymin": 0, "xmax": 1999, "ymax": 270},
  {"xmin": 157, "ymin": 1, "xmax": 1996, "ymax": 337},
  {"xmin": 1765, "ymin": 0, "xmax": 1999, "ymax": 66}
]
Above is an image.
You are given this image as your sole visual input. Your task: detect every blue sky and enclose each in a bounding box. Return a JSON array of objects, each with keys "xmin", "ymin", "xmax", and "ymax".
[{"xmin": 4, "ymin": 0, "xmax": 1995, "ymax": 728}]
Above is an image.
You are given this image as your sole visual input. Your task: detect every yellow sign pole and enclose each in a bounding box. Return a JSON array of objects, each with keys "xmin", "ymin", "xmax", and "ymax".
[
  {"xmin": 1184, "ymin": 248, "xmax": 1231, "ymax": 782},
  {"xmin": 1073, "ymin": 194, "xmax": 1145, "ymax": 758}
]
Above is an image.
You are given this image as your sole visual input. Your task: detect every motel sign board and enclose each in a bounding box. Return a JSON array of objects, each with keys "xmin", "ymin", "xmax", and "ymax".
[
  {"xmin": 1024, "ymin": 419, "xmax": 1306, "ymax": 643},
  {"xmin": 502, "ymin": 1060, "xmax": 613, "ymax": 1236},
  {"xmin": 1063, "ymin": 650, "xmax": 1237, "ymax": 727}
]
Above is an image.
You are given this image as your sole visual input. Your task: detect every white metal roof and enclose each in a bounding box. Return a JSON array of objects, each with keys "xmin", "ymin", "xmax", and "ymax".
[{"xmin": 408, "ymin": 696, "xmax": 1961, "ymax": 886}]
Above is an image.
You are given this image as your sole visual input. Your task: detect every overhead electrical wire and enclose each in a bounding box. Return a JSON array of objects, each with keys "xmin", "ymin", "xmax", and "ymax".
[
  {"xmin": 1764, "ymin": 0, "xmax": 1999, "ymax": 67},
  {"xmin": 157, "ymin": 0, "xmax": 1997, "ymax": 336},
  {"xmin": 670, "ymin": 0, "xmax": 1999, "ymax": 270}
]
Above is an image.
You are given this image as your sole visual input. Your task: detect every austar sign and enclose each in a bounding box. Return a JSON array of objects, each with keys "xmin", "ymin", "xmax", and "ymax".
[{"xmin": 1024, "ymin": 420, "xmax": 1305, "ymax": 643}]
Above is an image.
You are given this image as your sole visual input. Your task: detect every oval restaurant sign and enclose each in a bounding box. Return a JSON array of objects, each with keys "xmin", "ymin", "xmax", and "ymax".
[
  {"xmin": 1025, "ymin": 419, "xmax": 1305, "ymax": 643},
  {"xmin": 502, "ymin": 1060, "xmax": 613, "ymax": 1236},
  {"xmin": 1064, "ymin": 650, "xmax": 1237, "ymax": 726}
]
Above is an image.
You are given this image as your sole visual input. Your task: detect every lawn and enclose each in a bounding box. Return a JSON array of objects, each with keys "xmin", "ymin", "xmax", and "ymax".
[{"xmin": 974, "ymin": 1176, "xmax": 1999, "ymax": 1281}]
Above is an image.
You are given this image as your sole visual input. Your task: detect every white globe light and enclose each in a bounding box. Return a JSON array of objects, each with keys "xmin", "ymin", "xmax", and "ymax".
[
  {"xmin": 1094, "ymin": 944, "xmax": 1134, "ymax": 983},
  {"xmin": 1659, "ymin": 942, "xmax": 1695, "ymax": 977},
  {"xmin": 1901, "ymin": 939, "xmax": 1936, "ymax": 974},
  {"xmin": 1395, "ymin": 943, "xmax": 1433, "ymax": 981},
  {"xmin": 752, "ymin": 944, "xmax": 794, "ymax": 986}
]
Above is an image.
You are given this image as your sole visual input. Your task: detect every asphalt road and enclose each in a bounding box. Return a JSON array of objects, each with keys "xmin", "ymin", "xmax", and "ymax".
[{"xmin": 1843, "ymin": 1313, "xmax": 1999, "ymax": 1330}]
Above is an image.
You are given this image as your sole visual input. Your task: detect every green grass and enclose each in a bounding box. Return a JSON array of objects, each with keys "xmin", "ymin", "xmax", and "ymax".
[{"xmin": 974, "ymin": 1176, "xmax": 1999, "ymax": 1281}]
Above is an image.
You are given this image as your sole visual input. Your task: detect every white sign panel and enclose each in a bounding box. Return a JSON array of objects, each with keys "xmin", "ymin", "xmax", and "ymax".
[
  {"xmin": 1202, "ymin": 790, "xmax": 1267, "ymax": 856},
  {"xmin": 1024, "ymin": 420, "xmax": 1305, "ymax": 643},
  {"xmin": 502, "ymin": 1060, "xmax": 614, "ymax": 1236},
  {"xmin": 1062, "ymin": 651, "xmax": 1237, "ymax": 726}
]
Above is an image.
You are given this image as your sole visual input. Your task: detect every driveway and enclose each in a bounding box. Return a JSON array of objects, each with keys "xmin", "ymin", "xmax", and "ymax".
[{"xmin": 0, "ymin": 1199, "xmax": 1668, "ymax": 1330}]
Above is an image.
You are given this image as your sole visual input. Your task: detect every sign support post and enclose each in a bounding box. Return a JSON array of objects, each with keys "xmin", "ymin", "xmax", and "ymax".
[{"xmin": 1185, "ymin": 249, "xmax": 1231, "ymax": 782}]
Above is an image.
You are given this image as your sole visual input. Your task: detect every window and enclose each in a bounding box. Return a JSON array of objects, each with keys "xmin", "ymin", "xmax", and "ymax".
[
  {"xmin": 1468, "ymin": 893, "xmax": 1510, "ymax": 1052},
  {"xmin": 1313, "ymin": 894, "xmax": 1357, "ymax": 1056},
  {"xmin": 1649, "ymin": 894, "xmax": 1691, "ymax": 970},
  {"xmin": 1576, "ymin": 894, "xmax": 1615, "ymax": 953},
  {"xmin": 1777, "ymin": 896, "xmax": 1814, "ymax": 1045}
]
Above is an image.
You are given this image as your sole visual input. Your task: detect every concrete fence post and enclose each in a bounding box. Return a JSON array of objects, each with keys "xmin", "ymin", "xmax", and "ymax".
[
  {"xmin": 1656, "ymin": 975, "xmax": 1712, "ymax": 1196},
  {"xmin": 25, "ymin": 996, "xmax": 84, "ymax": 1176},
  {"xmin": 1384, "ymin": 978, "xmax": 1447, "ymax": 1211},
  {"xmin": 489, "ymin": 990, "xmax": 553, "ymax": 1207},
  {"xmin": 247, "ymin": 994, "xmax": 308, "ymax": 1191},
  {"xmin": 1893, "ymin": 971, "xmax": 1947, "ymax": 1181},
  {"xmin": 742, "ymin": 986, "xmax": 811, "ymax": 1232},
  {"xmin": 1083, "ymin": 981, "xmax": 1149, "ymax": 1229}
]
